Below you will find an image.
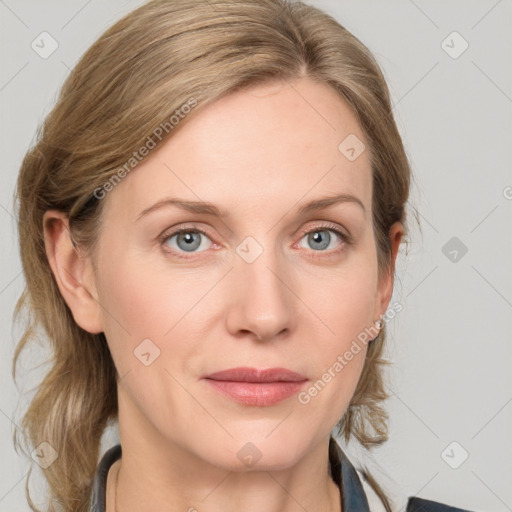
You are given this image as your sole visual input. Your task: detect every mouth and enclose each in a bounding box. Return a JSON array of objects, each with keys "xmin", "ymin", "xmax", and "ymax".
[{"xmin": 202, "ymin": 367, "xmax": 308, "ymax": 406}]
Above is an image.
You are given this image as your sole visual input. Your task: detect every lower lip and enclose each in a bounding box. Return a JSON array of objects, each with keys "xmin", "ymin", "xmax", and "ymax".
[{"xmin": 204, "ymin": 379, "xmax": 307, "ymax": 406}]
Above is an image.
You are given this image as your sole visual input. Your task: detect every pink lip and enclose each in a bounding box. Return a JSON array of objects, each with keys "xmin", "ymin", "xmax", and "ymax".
[{"xmin": 203, "ymin": 367, "xmax": 308, "ymax": 407}]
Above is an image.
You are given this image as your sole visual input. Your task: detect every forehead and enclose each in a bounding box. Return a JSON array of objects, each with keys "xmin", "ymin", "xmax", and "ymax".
[{"xmin": 104, "ymin": 77, "xmax": 372, "ymax": 223}]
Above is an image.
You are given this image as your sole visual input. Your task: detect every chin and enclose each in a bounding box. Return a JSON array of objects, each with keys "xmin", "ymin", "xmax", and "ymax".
[{"xmin": 202, "ymin": 431, "xmax": 312, "ymax": 472}]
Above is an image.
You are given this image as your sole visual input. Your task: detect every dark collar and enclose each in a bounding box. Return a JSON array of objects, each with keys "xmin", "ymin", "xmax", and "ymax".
[
  {"xmin": 90, "ymin": 437, "xmax": 371, "ymax": 512},
  {"xmin": 90, "ymin": 444, "xmax": 121, "ymax": 512},
  {"xmin": 329, "ymin": 436, "xmax": 372, "ymax": 510}
]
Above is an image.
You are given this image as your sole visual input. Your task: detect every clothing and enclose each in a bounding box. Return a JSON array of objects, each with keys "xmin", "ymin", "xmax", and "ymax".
[{"xmin": 90, "ymin": 437, "xmax": 473, "ymax": 512}]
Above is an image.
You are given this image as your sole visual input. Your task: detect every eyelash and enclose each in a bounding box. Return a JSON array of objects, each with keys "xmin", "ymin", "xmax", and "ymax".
[{"xmin": 158, "ymin": 222, "xmax": 351, "ymax": 260}]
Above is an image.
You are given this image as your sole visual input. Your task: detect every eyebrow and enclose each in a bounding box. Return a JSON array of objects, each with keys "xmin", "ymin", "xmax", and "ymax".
[{"xmin": 136, "ymin": 192, "xmax": 366, "ymax": 222}]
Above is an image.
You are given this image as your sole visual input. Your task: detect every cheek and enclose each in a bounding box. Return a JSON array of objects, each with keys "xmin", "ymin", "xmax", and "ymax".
[
  {"xmin": 94, "ymin": 250, "xmax": 217, "ymax": 370},
  {"xmin": 300, "ymin": 257, "xmax": 378, "ymax": 342},
  {"xmin": 93, "ymin": 246, "xmax": 159, "ymax": 364},
  {"xmin": 293, "ymin": 258, "xmax": 377, "ymax": 413},
  {"xmin": 296, "ymin": 279, "xmax": 371, "ymax": 425}
]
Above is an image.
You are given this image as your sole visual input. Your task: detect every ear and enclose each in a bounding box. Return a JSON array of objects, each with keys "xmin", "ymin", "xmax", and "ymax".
[
  {"xmin": 373, "ymin": 221, "xmax": 403, "ymax": 320},
  {"xmin": 43, "ymin": 210, "xmax": 103, "ymax": 334}
]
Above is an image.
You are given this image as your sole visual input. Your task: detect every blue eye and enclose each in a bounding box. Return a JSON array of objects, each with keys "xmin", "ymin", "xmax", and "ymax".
[
  {"xmin": 162, "ymin": 229, "xmax": 211, "ymax": 254},
  {"xmin": 298, "ymin": 226, "xmax": 348, "ymax": 252},
  {"xmin": 303, "ymin": 230, "xmax": 333, "ymax": 250},
  {"xmin": 159, "ymin": 223, "xmax": 350, "ymax": 259}
]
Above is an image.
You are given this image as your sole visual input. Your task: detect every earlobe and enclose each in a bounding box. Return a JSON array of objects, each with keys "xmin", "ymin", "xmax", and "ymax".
[{"xmin": 43, "ymin": 210, "xmax": 103, "ymax": 334}]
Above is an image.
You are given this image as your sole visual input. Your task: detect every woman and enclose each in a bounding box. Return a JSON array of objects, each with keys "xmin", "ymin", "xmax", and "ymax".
[{"xmin": 13, "ymin": 0, "xmax": 474, "ymax": 511}]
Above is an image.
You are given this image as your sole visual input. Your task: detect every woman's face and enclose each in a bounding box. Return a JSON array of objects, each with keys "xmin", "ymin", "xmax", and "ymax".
[{"xmin": 85, "ymin": 77, "xmax": 400, "ymax": 470}]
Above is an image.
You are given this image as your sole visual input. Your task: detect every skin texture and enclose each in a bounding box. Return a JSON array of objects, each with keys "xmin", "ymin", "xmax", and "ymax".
[{"xmin": 44, "ymin": 77, "xmax": 402, "ymax": 512}]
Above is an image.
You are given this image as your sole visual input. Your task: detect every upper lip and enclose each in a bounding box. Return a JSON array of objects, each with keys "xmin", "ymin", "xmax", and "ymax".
[{"xmin": 204, "ymin": 367, "xmax": 307, "ymax": 383}]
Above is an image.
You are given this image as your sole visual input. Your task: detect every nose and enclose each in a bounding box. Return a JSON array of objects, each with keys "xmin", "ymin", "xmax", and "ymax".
[{"xmin": 224, "ymin": 243, "xmax": 294, "ymax": 343}]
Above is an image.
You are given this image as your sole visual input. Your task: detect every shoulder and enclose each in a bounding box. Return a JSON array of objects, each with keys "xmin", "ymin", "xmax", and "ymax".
[
  {"xmin": 356, "ymin": 469, "xmax": 475, "ymax": 512},
  {"xmin": 331, "ymin": 437, "xmax": 476, "ymax": 512},
  {"xmin": 405, "ymin": 497, "xmax": 475, "ymax": 512}
]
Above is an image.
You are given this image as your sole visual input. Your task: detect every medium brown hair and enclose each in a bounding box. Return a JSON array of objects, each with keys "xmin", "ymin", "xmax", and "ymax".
[{"xmin": 13, "ymin": 0, "xmax": 413, "ymax": 510}]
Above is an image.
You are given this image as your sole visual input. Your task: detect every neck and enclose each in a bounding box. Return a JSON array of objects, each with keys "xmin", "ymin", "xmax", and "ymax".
[{"xmin": 109, "ymin": 392, "xmax": 342, "ymax": 512}]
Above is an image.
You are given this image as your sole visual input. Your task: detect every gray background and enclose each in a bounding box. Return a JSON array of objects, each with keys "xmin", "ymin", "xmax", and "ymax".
[{"xmin": 1, "ymin": 1, "xmax": 511, "ymax": 511}]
